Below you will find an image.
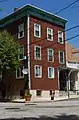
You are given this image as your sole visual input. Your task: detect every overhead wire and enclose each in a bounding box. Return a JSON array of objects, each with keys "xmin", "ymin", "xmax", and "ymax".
[{"xmin": 55, "ymin": 0, "xmax": 79, "ymax": 14}]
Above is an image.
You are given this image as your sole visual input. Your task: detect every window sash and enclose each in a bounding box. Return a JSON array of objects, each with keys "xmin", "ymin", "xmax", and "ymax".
[
  {"xmin": 19, "ymin": 46, "xmax": 24, "ymax": 60},
  {"xmin": 48, "ymin": 49, "xmax": 54, "ymax": 62},
  {"xmin": 34, "ymin": 46, "xmax": 41, "ymax": 60},
  {"xmin": 19, "ymin": 24, "xmax": 24, "ymax": 32},
  {"xmin": 58, "ymin": 31, "xmax": 63, "ymax": 43},
  {"xmin": 47, "ymin": 28, "xmax": 53, "ymax": 40},
  {"xmin": 18, "ymin": 23, "xmax": 24, "ymax": 38},
  {"xmin": 16, "ymin": 66, "xmax": 24, "ymax": 79},
  {"xmin": 59, "ymin": 51, "xmax": 64, "ymax": 63},
  {"xmin": 35, "ymin": 65, "xmax": 42, "ymax": 78},
  {"xmin": 48, "ymin": 67, "xmax": 55, "ymax": 78},
  {"xmin": 34, "ymin": 23, "xmax": 41, "ymax": 37}
]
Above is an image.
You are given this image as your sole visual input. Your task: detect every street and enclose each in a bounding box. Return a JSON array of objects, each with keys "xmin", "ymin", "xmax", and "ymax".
[{"xmin": 0, "ymin": 99, "xmax": 79, "ymax": 119}]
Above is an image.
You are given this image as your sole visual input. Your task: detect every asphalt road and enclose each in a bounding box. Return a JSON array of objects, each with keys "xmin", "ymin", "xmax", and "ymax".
[{"xmin": 0, "ymin": 99, "xmax": 79, "ymax": 119}]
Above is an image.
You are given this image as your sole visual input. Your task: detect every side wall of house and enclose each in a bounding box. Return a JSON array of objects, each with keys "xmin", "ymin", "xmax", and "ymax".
[{"xmin": 2, "ymin": 16, "xmax": 27, "ymax": 98}]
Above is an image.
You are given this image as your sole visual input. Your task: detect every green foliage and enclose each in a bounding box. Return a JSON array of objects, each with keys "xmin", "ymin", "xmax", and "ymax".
[
  {"xmin": 0, "ymin": 30, "xmax": 20, "ymax": 72},
  {"xmin": 25, "ymin": 89, "xmax": 32, "ymax": 96}
]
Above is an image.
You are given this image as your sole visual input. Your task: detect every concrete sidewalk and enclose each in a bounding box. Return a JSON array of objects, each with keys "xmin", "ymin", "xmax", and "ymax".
[{"xmin": 12, "ymin": 94, "xmax": 79, "ymax": 103}]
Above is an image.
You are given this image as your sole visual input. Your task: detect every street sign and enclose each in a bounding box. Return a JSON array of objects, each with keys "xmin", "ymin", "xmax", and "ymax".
[{"xmin": 22, "ymin": 68, "xmax": 28, "ymax": 74}]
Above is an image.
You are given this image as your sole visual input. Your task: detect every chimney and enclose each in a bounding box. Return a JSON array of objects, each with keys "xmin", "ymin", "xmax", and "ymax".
[{"xmin": 14, "ymin": 8, "xmax": 19, "ymax": 12}]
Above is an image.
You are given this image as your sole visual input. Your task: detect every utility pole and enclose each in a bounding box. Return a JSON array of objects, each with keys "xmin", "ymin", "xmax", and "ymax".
[{"xmin": 67, "ymin": 69, "xmax": 72, "ymax": 98}]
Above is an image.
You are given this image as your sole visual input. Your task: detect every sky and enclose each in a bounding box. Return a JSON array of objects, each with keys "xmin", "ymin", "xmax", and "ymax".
[{"xmin": 0, "ymin": 0, "xmax": 79, "ymax": 49}]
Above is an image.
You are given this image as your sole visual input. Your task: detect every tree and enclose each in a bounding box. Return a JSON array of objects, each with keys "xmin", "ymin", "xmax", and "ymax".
[
  {"xmin": 0, "ymin": 30, "xmax": 20, "ymax": 98},
  {"xmin": 0, "ymin": 30, "xmax": 20, "ymax": 72}
]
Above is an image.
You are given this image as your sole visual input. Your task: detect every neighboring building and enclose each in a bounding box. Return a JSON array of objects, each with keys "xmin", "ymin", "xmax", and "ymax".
[
  {"xmin": 66, "ymin": 41, "xmax": 79, "ymax": 93},
  {"xmin": 0, "ymin": 5, "xmax": 67, "ymax": 100}
]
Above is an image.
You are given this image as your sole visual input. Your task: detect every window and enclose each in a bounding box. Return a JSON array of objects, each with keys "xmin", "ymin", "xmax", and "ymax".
[
  {"xmin": 34, "ymin": 65, "xmax": 42, "ymax": 78},
  {"xmin": 48, "ymin": 48, "xmax": 54, "ymax": 62},
  {"xmin": 59, "ymin": 51, "xmax": 64, "ymax": 64},
  {"xmin": 34, "ymin": 46, "xmax": 41, "ymax": 60},
  {"xmin": 36, "ymin": 90, "xmax": 42, "ymax": 97},
  {"xmin": 19, "ymin": 46, "xmax": 24, "ymax": 60},
  {"xmin": 16, "ymin": 66, "xmax": 24, "ymax": 79},
  {"xmin": 34, "ymin": 23, "xmax": 41, "ymax": 37},
  {"xmin": 47, "ymin": 28, "xmax": 53, "ymax": 41},
  {"xmin": 18, "ymin": 23, "xmax": 24, "ymax": 39},
  {"xmin": 58, "ymin": 31, "xmax": 63, "ymax": 43},
  {"xmin": 48, "ymin": 67, "xmax": 55, "ymax": 78}
]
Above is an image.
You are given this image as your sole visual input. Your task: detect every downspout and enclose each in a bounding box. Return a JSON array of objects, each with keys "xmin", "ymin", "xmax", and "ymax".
[{"xmin": 27, "ymin": 14, "xmax": 31, "ymax": 89}]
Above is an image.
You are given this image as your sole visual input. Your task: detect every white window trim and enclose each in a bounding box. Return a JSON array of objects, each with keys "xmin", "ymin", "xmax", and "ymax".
[
  {"xmin": 47, "ymin": 27, "xmax": 53, "ymax": 41},
  {"xmin": 47, "ymin": 48, "xmax": 54, "ymax": 62},
  {"xmin": 34, "ymin": 23, "xmax": 41, "ymax": 38},
  {"xmin": 16, "ymin": 66, "xmax": 24, "ymax": 79},
  {"xmin": 18, "ymin": 23, "xmax": 24, "ymax": 39},
  {"xmin": 58, "ymin": 30, "xmax": 64, "ymax": 44},
  {"xmin": 59, "ymin": 51, "xmax": 65, "ymax": 64},
  {"xmin": 34, "ymin": 46, "xmax": 41, "ymax": 60},
  {"xmin": 19, "ymin": 46, "xmax": 24, "ymax": 60},
  {"xmin": 34, "ymin": 65, "xmax": 42, "ymax": 78},
  {"xmin": 48, "ymin": 67, "xmax": 55, "ymax": 79}
]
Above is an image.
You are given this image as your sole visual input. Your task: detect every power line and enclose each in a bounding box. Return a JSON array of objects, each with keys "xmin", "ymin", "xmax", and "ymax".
[
  {"xmin": 55, "ymin": 0, "xmax": 79, "ymax": 14},
  {"xmin": 29, "ymin": 24, "xmax": 79, "ymax": 46},
  {"xmin": 22, "ymin": 33, "xmax": 79, "ymax": 63},
  {"xmin": 24, "ymin": 0, "xmax": 79, "ymax": 37},
  {"xmin": 25, "ymin": 0, "xmax": 79, "ymax": 34},
  {"xmin": 26, "ymin": 32, "xmax": 79, "ymax": 58}
]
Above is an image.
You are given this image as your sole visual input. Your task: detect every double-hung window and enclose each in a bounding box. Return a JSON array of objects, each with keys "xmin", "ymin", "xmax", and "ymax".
[
  {"xmin": 34, "ymin": 65, "xmax": 42, "ymax": 78},
  {"xmin": 48, "ymin": 48, "xmax": 54, "ymax": 62},
  {"xmin": 34, "ymin": 23, "xmax": 41, "ymax": 37},
  {"xmin": 48, "ymin": 67, "xmax": 55, "ymax": 79},
  {"xmin": 34, "ymin": 46, "xmax": 41, "ymax": 60},
  {"xmin": 58, "ymin": 31, "xmax": 64, "ymax": 44},
  {"xmin": 16, "ymin": 66, "xmax": 24, "ymax": 79},
  {"xmin": 59, "ymin": 51, "xmax": 64, "ymax": 64},
  {"xmin": 18, "ymin": 23, "xmax": 24, "ymax": 39},
  {"xmin": 47, "ymin": 28, "xmax": 53, "ymax": 41},
  {"xmin": 19, "ymin": 46, "xmax": 24, "ymax": 60}
]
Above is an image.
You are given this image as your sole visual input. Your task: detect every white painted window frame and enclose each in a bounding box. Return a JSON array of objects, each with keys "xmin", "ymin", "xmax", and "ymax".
[
  {"xmin": 34, "ymin": 46, "xmax": 41, "ymax": 60},
  {"xmin": 47, "ymin": 48, "xmax": 54, "ymax": 62},
  {"xmin": 19, "ymin": 46, "xmax": 24, "ymax": 60},
  {"xmin": 16, "ymin": 66, "xmax": 24, "ymax": 79},
  {"xmin": 18, "ymin": 23, "xmax": 24, "ymax": 39},
  {"xmin": 48, "ymin": 67, "xmax": 55, "ymax": 79},
  {"xmin": 47, "ymin": 28, "xmax": 53, "ymax": 41},
  {"xmin": 34, "ymin": 23, "xmax": 41, "ymax": 38},
  {"xmin": 58, "ymin": 30, "xmax": 64, "ymax": 44},
  {"xmin": 59, "ymin": 51, "xmax": 65, "ymax": 64},
  {"xmin": 34, "ymin": 65, "xmax": 42, "ymax": 78}
]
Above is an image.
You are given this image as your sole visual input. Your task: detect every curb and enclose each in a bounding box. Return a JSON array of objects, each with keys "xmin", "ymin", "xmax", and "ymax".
[{"xmin": 11, "ymin": 97, "xmax": 79, "ymax": 103}]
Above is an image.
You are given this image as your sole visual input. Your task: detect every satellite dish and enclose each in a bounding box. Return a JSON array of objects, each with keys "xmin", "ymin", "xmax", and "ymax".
[{"xmin": 22, "ymin": 68, "xmax": 28, "ymax": 74}]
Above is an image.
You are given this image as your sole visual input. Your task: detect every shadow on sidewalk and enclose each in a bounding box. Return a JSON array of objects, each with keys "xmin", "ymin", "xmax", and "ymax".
[{"xmin": 1, "ymin": 114, "xmax": 79, "ymax": 120}]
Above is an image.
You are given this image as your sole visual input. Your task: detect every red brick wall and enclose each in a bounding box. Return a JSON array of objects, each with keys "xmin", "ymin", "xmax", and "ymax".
[
  {"xmin": 2, "ymin": 17, "xmax": 27, "ymax": 96},
  {"xmin": 30, "ymin": 16, "xmax": 66, "ymax": 90}
]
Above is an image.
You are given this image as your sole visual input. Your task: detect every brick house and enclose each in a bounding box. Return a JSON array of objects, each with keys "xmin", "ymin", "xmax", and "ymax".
[{"xmin": 0, "ymin": 5, "xmax": 67, "ymax": 100}]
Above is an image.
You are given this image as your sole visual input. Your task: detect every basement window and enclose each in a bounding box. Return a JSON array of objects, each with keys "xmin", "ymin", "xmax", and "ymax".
[{"xmin": 36, "ymin": 90, "xmax": 42, "ymax": 97}]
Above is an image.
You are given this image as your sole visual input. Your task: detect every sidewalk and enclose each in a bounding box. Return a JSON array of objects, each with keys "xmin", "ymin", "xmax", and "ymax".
[{"xmin": 12, "ymin": 94, "xmax": 79, "ymax": 103}]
